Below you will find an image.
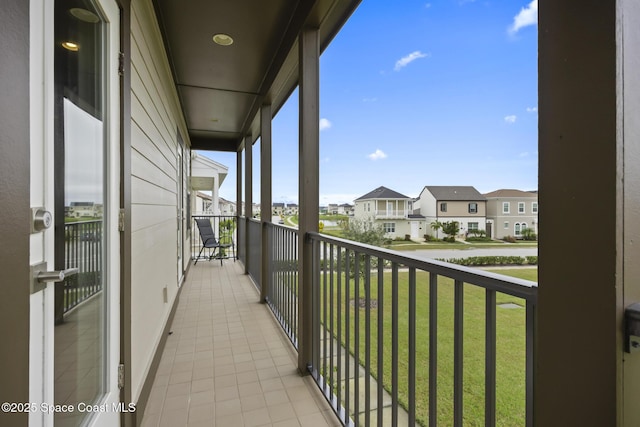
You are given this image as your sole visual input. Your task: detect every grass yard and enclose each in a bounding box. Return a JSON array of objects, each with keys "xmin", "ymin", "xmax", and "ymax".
[{"xmin": 320, "ymin": 267, "xmax": 537, "ymax": 426}]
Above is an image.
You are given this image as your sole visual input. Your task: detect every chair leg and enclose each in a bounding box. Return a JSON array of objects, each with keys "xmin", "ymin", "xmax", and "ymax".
[{"xmin": 195, "ymin": 245, "xmax": 206, "ymax": 265}]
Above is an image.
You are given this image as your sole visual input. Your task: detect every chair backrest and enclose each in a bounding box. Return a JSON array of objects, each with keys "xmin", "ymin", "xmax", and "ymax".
[{"xmin": 195, "ymin": 218, "xmax": 217, "ymax": 245}]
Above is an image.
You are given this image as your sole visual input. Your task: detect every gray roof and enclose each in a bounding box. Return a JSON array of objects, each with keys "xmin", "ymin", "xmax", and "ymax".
[
  {"xmin": 356, "ymin": 186, "xmax": 410, "ymax": 201},
  {"xmin": 483, "ymin": 189, "xmax": 538, "ymax": 198},
  {"xmin": 424, "ymin": 186, "xmax": 485, "ymax": 201}
]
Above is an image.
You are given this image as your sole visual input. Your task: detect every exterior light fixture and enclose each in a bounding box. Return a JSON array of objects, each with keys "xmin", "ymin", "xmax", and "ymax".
[
  {"xmin": 62, "ymin": 42, "xmax": 79, "ymax": 51},
  {"xmin": 212, "ymin": 33, "xmax": 234, "ymax": 46}
]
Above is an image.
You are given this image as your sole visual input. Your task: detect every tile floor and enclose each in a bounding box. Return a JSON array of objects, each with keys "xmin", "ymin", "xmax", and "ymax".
[{"xmin": 140, "ymin": 260, "xmax": 341, "ymax": 427}]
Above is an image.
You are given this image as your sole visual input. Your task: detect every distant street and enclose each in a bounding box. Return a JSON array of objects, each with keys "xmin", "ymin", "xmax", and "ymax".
[{"xmin": 410, "ymin": 247, "xmax": 538, "ymax": 261}]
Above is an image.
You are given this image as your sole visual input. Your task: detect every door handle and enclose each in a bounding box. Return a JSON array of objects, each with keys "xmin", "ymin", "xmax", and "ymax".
[
  {"xmin": 30, "ymin": 263, "xmax": 79, "ymax": 294},
  {"xmin": 37, "ymin": 268, "xmax": 79, "ymax": 283}
]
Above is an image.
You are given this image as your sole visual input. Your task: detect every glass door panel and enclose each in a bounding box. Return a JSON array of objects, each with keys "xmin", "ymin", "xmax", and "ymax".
[{"xmin": 54, "ymin": 1, "xmax": 107, "ymax": 425}]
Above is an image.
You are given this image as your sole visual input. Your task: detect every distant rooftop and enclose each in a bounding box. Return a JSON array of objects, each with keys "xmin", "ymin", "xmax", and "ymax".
[
  {"xmin": 356, "ymin": 186, "xmax": 410, "ymax": 201},
  {"xmin": 484, "ymin": 189, "xmax": 538, "ymax": 198},
  {"xmin": 424, "ymin": 186, "xmax": 485, "ymax": 201}
]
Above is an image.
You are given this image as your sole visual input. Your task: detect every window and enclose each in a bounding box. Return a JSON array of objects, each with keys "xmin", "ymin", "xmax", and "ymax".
[
  {"xmin": 440, "ymin": 202, "xmax": 447, "ymax": 212},
  {"xmin": 532, "ymin": 202, "xmax": 538, "ymax": 213},
  {"xmin": 383, "ymin": 222, "xmax": 395, "ymax": 233},
  {"xmin": 367, "ymin": 202, "xmax": 370, "ymax": 212},
  {"xmin": 503, "ymin": 202, "xmax": 510, "ymax": 214},
  {"xmin": 468, "ymin": 202, "xmax": 478, "ymax": 214},
  {"xmin": 468, "ymin": 222, "xmax": 479, "ymax": 230},
  {"xmin": 515, "ymin": 222, "xmax": 528, "ymax": 236},
  {"xmin": 518, "ymin": 202, "xmax": 525, "ymax": 214},
  {"xmin": 504, "ymin": 221, "xmax": 509, "ymax": 229}
]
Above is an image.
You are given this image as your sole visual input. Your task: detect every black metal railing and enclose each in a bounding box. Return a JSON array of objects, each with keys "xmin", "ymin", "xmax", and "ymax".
[
  {"xmin": 63, "ymin": 221, "xmax": 103, "ymax": 313},
  {"xmin": 265, "ymin": 222, "xmax": 299, "ymax": 348},
  {"xmin": 191, "ymin": 215, "xmax": 237, "ymax": 262},
  {"xmin": 305, "ymin": 232, "xmax": 537, "ymax": 427},
  {"xmin": 247, "ymin": 218, "xmax": 262, "ymax": 288}
]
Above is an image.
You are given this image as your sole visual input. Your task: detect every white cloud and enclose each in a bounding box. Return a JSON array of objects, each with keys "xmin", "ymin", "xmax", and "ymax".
[
  {"xmin": 526, "ymin": 106, "xmax": 538, "ymax": 113},
  {"xmin": 368, "ymin": 149, "xmax": 388, "ymax": 160},
  {"xmin": 504, "ymin": 115, "xmax": 517, "ymax": 124},
  {"xmin": 319, "ymin": 118, "xmax": 332, "ymax": 131},
  {"xmin": 394, "ymin": 51, "xmax": 430, "ymax": 71},
  {"xmin": 519, "ymin": 152, "xmax": 530, "ymax": 157},
  {"xmin": 362, "ymin": 97, "xmax": 378, "ymax": 103},
  {"xmin": 508, "ymin": 0, "xmax": 538, "ymax": 35}
]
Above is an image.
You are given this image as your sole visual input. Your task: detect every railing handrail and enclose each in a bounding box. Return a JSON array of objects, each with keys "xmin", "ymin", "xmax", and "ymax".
[
  {"xmin": 65, "ymin": 219, "xmax": 102, "ymax": 225},
  {"xmin": 308, "ymin": 231, "xmax": 538, "ymax": 302}
]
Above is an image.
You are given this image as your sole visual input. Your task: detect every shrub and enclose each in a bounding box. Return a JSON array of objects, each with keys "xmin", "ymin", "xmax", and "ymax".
[
  {"xmin": 521, "ymin": 228, "xmax": 537, "ymax": 241},
  {"xmin": 466, "ymin": 236, "xmax": 492, "ymax": 242},
  {"xmin": 526, "ymin": 256, "xmax": 538, "ymax": 265},
  {"xmin": 502, "ymin": 235, "xmax": 517, "ymax": 243},
  {"xmin": 442, "ymin": 236, "xmax": 456, "ymax": 243}
]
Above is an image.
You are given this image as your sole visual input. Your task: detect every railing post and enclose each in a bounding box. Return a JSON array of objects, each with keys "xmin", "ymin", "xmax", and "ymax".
[
  {"xmin": 297, "ymin": 27, "xmax": 320, "ymax": 375},
  {"xmin": 244, "ymin": 134, "xmax": 252, "ymax": 275}
]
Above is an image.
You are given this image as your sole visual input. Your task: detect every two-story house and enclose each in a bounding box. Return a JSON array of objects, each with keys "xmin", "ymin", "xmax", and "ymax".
[
  {"xmin": 354, "ymin": 186, "xmax": 424, "ymax": 239},
  {"xmin": 416, "ymin": 186, "xmax": 487, "ymax": 238},
  {"xmin": 484, "ymin": 189, "xmax": 538, "ymax": 239}
]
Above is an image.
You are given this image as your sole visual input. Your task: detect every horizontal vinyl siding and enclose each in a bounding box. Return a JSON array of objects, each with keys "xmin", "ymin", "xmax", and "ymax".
[{"xmin": 130, "ymin": 0, "xmax": 189, "ymax": 402}]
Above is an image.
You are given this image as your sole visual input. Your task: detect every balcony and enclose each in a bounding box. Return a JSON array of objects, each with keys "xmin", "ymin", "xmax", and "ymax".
[
  {"xmin": 373, "ymin": 211, "xmax": 408, "ymax": 220},
  {"xmin": 148, "ymin": 216, "xmax": 537, "ymax": 426}
]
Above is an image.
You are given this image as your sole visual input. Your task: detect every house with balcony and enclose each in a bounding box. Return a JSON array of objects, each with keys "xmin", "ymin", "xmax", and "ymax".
[
  {"xmin": 416, "ymin": 186, "xmax": 487, "ymax": 238},
  {"xmin": 484, "ymin": 189, "xmax": 539, "ymax": 239},
  {"xmin": 354, "ymin": 186, "xmax": 425, "ymax": 239},
  {"xmin": 2, "ymin": 1, "xmax": 640, "ymax": 427}
]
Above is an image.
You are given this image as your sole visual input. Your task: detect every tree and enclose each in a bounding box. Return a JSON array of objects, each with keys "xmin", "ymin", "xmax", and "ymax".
[
  {"xmin": 341, "ymin": 218, "xmax": 388, "ymax": 247},
  {"xmin": 430, "ymin": 220, "xmax": 443, "ymax": 239},
  {"xmin": 340, "ymin": 218, "xmax": 389, "ymax": 278},
  {"xmin": 441, "ymin": 221, "xmax": 460, "ymax": 241}
]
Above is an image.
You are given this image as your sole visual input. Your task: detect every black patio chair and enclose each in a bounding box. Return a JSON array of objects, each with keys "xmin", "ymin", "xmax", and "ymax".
[{"xmin": 194, "ymin": 218, "xmax": 233, "ymax": 265}]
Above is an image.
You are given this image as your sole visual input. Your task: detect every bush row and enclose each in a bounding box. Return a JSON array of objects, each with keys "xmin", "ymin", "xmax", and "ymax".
[{"xmin": 437, "ymin": 255, "xmax": 538, "ymax": 266}]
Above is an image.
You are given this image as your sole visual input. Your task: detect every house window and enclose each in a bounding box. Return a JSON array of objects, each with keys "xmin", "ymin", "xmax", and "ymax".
[
  {"xmin": 503, "ymin": 202, "xmax": 510, "ymax": 214},
  {"xmin": 532, "ymin": 202, "xmax": 538, "ymax": 213},
  {"xmin": 515, "ymin": 222, "xmax": 528, "ymax": 236},
  {"xmin": 440, "ymin": 202, "xmax": 447, "ymax": 212},
  {"xmin": 367, "ymin": 202, "xmax": 370, "ymax": 212},
  {"xmin": 383, "ymin": 222, "xmax": 395, "ymax": 233},
  {"xmin": 468, "ymin": 222, "xmax": 479, "ymax": 230},
  {"xmin": 468, "ymin": 203, "xmax": 478, "ymax": 214},
  {"xmin": 518, "ymin": 202, "xmax": 525, "ymax": 214},
  {"xmin": 504, "ymin": 221, "xmax": 509, "ymax": 229}
]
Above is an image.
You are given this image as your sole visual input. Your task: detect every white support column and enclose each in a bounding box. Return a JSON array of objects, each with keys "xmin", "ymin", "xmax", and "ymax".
[
  {"xmin": 297, "ymin": 28, "xmax": 320, "ymax": 375},
  {"xmin": 260, "ymin": 105, "xmax": 272, "ymax": 303}
]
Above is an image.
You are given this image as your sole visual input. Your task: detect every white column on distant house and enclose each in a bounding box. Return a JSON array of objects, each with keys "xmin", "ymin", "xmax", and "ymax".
[
  {"xmin": 211, "ymin": 175, "xmax": 220, "ymax": 215},
  {"xmin": 260, "ymin": 104, "xmax": 272, "ymax": 303},
  {"xmin": 298, "ymin": 27, "xmax": 320, "ymax": 375}
]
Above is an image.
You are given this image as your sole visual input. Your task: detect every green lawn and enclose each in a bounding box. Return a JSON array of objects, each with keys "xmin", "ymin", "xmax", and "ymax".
[{"xmin": 320, "ymin": 267, "xmax": 536, "ymax": 426}]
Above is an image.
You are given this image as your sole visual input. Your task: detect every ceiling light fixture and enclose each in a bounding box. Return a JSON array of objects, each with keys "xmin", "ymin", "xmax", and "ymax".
[
  {"xmin": 212, "ymin": 33, "xmax": 234, "ymax": 46},
  {"xmin": 69, "ymin": 8, "xmax": 100, "ymax": 23},
  {"xmin": 62, "ymin": 41, "xmax": 80, "ymax": 51}
]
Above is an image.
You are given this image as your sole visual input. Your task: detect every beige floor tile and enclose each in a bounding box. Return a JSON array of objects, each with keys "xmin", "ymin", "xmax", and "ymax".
[{"xmin": 140, "ymin": 262, "xmax": 339, "ymax": 427}]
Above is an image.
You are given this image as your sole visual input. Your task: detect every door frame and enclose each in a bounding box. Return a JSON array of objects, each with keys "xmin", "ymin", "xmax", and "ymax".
[{"xmin": 0, "ymin": 1, "xmax": 31, "ymax": 425}]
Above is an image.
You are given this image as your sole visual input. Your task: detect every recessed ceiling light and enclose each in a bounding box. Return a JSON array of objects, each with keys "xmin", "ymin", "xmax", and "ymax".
[
  {"xmin": 69, "ymin": 8, "xmax": 100, "ymax": 23},
  {"xmin": 62, "ymin": 41, "xmax": 79, "ymax": 51},
  {"xmin": 212, "ymin": 33, "xmax": 233, "ymax": 46}
]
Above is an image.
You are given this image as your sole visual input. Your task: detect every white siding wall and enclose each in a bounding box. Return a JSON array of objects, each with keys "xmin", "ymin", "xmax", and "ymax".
[
  {"xmin": 418, "ymin": 189, "xmax": 437, "ymax": 218},
  {"xmin": 130, "ymin": 0, "xmax": 190, "ymax": 401}
]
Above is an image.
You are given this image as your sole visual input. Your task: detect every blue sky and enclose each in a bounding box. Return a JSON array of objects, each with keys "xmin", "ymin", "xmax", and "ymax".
[{"xmin": 204, "ymin": 0, "xmax": 538, "ymax": 205}]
